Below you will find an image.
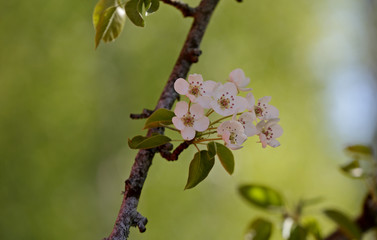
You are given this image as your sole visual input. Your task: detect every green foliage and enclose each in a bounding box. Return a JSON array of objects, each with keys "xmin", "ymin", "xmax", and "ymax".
[
  {"xmin": 128, "ymin": 134, "xmax": 171, "ymax": 149},
  {"xmin": 207, "ymin": 142, "xmax": 234, "ymax": 174},
  {"xmin": 93, "ymin": 0, "xmax": 127, "ymax": 48},
  {"xmin": 288, "ymin": 225, "xmax": 307, "ymax": 240},
  {"xmin": 246, "ymin": 218, "xmax": 273, "ymax": 240},
  {"xmin": 185, "ymin": 150, "xmax": 215, "ymax": 190},
  {"xmin": 345, "ymin": 145, "xmax": 373, "ymax": 158},
  {"xmin": 238, "ymin": 184, "xmax": 284, "ymax": 211},
  {"xmin": 340, "ymin": 159, "xmax": 365, "ymax": 179},
  {"xmin": 125, "ymin": 0, "xmax": 144, "ymax": 27},
  {"xmin": 143, "ymin": 109, "xmax": 175, "ymax": 129},
  {"xmin": 303, "ymin": 219, "xmax": 322, "ymax": 240},
  {"xmin": 324, "ymin": 209, "xmax": 362, "ymax": 240}
]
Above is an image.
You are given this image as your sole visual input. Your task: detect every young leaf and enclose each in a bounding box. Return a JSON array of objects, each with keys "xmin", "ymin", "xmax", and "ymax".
[
  {"xmin": 185, "ymin": 150, "xmax": 215, "ymax": 190},
  {"xmin": 125, "ymin": 0, "xmax": 144, "ymax": 27},
  {"xmin": 146, "ymin": 0, "xmax": 159, "ymax": 15},
  {"xmin": 288, "ymin": 225, "xmax": 307, "ymax": 240},
  {"xmin": 323, "ymin": 209, "xmax": 362, "ymax": 240},
  {"xmin": 340, "ymin": 159, "xmax": 365, "ymax": 179},
  {"xmin": 128, "ymin": 134, "xmax": 171, "ymax": 149},
  {"xmin": 345, "ymin": 145, "xmax": 373, "ymax": 158},
  {"xmin": 238, "ymin": 184, "xmax": 284, "ymax": 211},
  {"xmin": 246, "ymin": 218, "xmax": 273, "ymax": 240},
  {"xmin": 303, "ymin": 219, "xmax": 322, "ymax": 240},
  {"xmin": 143, "ymin": 108, "xmax": 175, "ymax": 129},
  {"xmin": 93, "ymin": 0, "xmax": 127, "ymax": 48},
  {"xmin": 215, "ymin": 142, "xmax": 234, "ymax": 174},
  {"xmin": 207, "ymin": 141, "xmax": 217, "ymax": 158}
]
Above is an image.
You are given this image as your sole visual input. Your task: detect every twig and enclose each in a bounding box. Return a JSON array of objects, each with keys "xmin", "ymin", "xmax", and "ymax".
[
  {"xmin": 159, "ymin": 141, "xmax": 193, "ymax": 161},
  {"xmin": 161, "ymin": 0, "xmax": 196, "ymax": 17},
  {"xmin": 105, "ymin": 0, "xmax": 220, "ymax": 239},
  {"xmin": 130, "ymin": 109, "xmax": 154, "ymax": 119}
]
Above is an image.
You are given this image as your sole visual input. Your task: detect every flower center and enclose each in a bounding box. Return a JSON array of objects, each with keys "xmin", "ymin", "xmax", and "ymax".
[
  {"xmin": 262, "ymin": 127, "xmax": 273, "ymax": 140},
  {"xmin": 182, "ymin": 114, "xmax": 195, "ymax": 127},
  {"xmin": 254, "ymin": 106, "xmax": 263, "ymax": 117},
  {"xmin": 229, "ymin": 132, "xmax": 238, "ymax": 144},
  {"xmin": 189, "ymin": 85, "xmax": 201, "ymax": 97}
]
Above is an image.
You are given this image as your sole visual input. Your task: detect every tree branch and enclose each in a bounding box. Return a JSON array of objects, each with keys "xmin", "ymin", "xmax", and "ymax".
[
  {"xmin": 104, "ymin": 0, "xmax": 220, "ymax": 239},
  {"xmin": 159, "ymin": 141, "xmax": 193, "ymax": 161},
  {"xmin": 161, "ymin": 0, "xmax": 196, "ymax": 17},
  {"xmin": 129, "ymin": 109, "xmax": 154, "ymax": 119},
  {"xmin": 325, "ymin": 193, "xmax": 377, "ymax": 240}
]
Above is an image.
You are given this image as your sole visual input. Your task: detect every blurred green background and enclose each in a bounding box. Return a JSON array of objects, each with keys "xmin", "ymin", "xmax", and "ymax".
[{"xmin": 1, "ymin": 0, "xmax": 376, "ymax": 239}]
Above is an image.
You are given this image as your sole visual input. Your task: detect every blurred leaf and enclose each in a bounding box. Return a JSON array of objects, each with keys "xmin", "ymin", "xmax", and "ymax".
[
  {"xmin": 345, "ymin": 145, "xmax": 373, "ymax": 159},
  {"xmin": 239, "ymin": 184, "xmax": 284, "ymax": 211},
  {"xmin": 288, "ymin": 225, "xmax": 307, "ymax": 240},
  {"xmin": 125, "ymin": 0, "xmax": 144, "ymax": 27},
  {"xmin": 146, "ymin": 0, "xmax": 159, "ymax": 15},
  {"xmin": 303, "ymin": 219, "xmax": 322, "ymax": 240},
  {"xmin": 185, "ymin": 150, "xmax": 215, "ymax": 190},
  {"xmin": 324, "ymin": 209, "xmax": 362, "ymax": 240},
  {"xmin": 215, "ymin": 142, "xmax": 234, "ymax": 174},
  {"xmin": 340, "ymin": 159, "xmax": 366, "ymax": 179},
  {"xmin": 93, "ymin": 0, "xmax": 127, "ymax": 48},
  {"xmin": 128, "ymin": 134, "xmax": 171, "ymax": 149},
  {"xmin": 246, "ymin": 218, "xmax": 273, "ymax": 240},
  {"xmin": 207, "ymin": 141, "xmax": 217, "ymax": 158},
  {"xmin": 143, "ymin": 109, "xmax": 175, "ymax": 129}
]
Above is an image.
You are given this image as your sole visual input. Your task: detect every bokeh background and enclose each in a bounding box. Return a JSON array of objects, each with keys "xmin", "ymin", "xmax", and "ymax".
[{"xmin": 1, "ymin": 0, "xmax": 377, "ymax": 239}]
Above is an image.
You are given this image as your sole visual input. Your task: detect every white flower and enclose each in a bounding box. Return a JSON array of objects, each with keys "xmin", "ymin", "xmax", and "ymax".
[
  {"xmin": 210, "ymin": 82, "xmax": 248, "ymax": 116},
  {"xmin": 256, "ymin": 118, "xmax": 283, "ymax": 148},
  {"xmin": 174, "ymin": 74, "xmax": 217, "ymax": 108},
  {"xmin": 217, "ymin": 120, "xmax": 247, "ymax": 150},
  {"xmin": 228, "ymin": 68, "xmax": 252, "ymax": 92},
  {"xmin": 246, "ymin": 93, "xmax": 279, "ymax": 120},
  {"xmin": 172, "ymin": 101, "xmax": 210, "ymax": 140},
  {"xmin": 237, "ymin": 112, "xmax": 258, "ymax": 137}
]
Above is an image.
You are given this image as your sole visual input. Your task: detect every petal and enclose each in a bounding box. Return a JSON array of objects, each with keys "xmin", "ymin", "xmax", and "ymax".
[
  {"xmin": 259, "ymin": 134, "xmax": 268, "ymax": 148},
  {"xmin": 246, "ymin": 92, "xmax": 255, "ymax": 111},
  {"xmin": 195, "ymin": 96, "xmax": 211, "ymax": 109},
  {"xmin": 268, "ymin": 139, "xmax": 280, "ymax": 148},
  {"xmin": 238, "ymin": 87, "xmax": 253, "ymax": 92},
  {"xmin": 188, "ymin": 74, "xmax": 203, "ymax": 85},
  {"xmin": 234, "ymin": 132, "xmax": 247, "ymax": 145},
  {"xmin": 263, "ymin": 105, "xmax": 279, "ymax": 119},
  {"xmin": 244, "ymin": 123, "xmax": 258, "ymax": 137},
  {"xmin": 221, "ymin": 131, "xmax": 231, "ymax": 145},
  {"xmin": 174, "ymin": 101, "xmax": 188, "ymax": 117},
  {"xmin": 258, "ymin": 96, "xmax": 272, "ymax": 106},
  {"xmin": 256, "ymin": 120, "xmax": 266, "ymax": 132},
  {"xmin": 174, "ymin": 78, "xmax": 189, "ymax": 95},
  {"xmin": 234, "ymin": 96, "xmax": 248, "ymax": 113},
  {"xmin": 181, "ymin": 127, "xmax": 196, "ymax": 140},
  {"xmin": 270, "ymin": 124, "xmax": 283, "ymax": 138},
  {"xmin": 193, "ymin": 117, "xmax": 209, "ymax": 132},
  {"xmin": 227, "ymin": 144, "xmax": 243, "ymax": 150},
  {"xmin": 223, "ymin": 82, "xmax": 238, "ymax": 96},
  {"xmin": 202, "ymin": 80, "xmax": 217, "ymax": 96},
  {"xmin": 229, "ymin": 68, "xmax": 245, "ymax": 85},
  {"xmin": 190, "ymin": 104, "xmax": 204, "ymax": 118},
  {"xmin": 172, "ymin": 116, "xmax": 185, "ymax": 130},
  {"xmin": 187, "ymin": 94, "xmax": 196, "ymax": 102}
]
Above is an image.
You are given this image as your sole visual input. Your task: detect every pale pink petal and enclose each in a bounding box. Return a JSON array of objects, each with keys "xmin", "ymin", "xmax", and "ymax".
[
  {"xmin": 268, "ymin": 139, "xmax": 280, "ymax": 148},
  {"xmin": 223, "ymin": 82, "xmax": 238, "ymax": 96},
  {"xmin": 195, "ymin": 96, "xmax": 211, "ymax": 109},
  {"xmin": 181, "ymin": 127, "xmax": 196, "ymax": 140},
  {"xmin": 174, "ymin": 101, "xmax": 188, "ymax": 117},
  {"xmin": 193, "ymin": 117, "xmax": 209, "ymax": 132},
  {"xmin": 263, "ymin": 105, "xmax": 279, "ymax": 119},
  {"xmin": 244, "ymin": 123, "xmax": 258, "ymax": 137},
  {"xmin": 246, "ymin": 92, "xmax": 255, "ymax": 111},
  {"xmin": 202, "ymin": 80, "xmax": 217, "ymax": 96},
  {"xmin": 259, "ymin": 134, "xmax": 268, "ymax": 148},
  {"xmin": 227, "ymin": 144, "xmax": 243, "ymax": 150},
  {"xmin": 258, "ymin": 96, "xmax": 272, "ymax": 105},
  {"xmin": 229, "ymin": 69, "xmax": 245, "ymax": 85},
  {"xmin": 256, "ymin": 120, "xmax": 265, "ymax": 132},
  {"xmin": 234, "ymin": 132, "xmax": 247, "ymax": 145},
  {"xmin": 221, "ymin": 131, "xmax": 231, "ymax": 145},
  {"xmin": 190, "ymin": 104, "xmax": 204, "ymax": 118},
  {"xmin": 188, "ymin": 74, "xmax": 203, "ymax": 85},
  {"xmin": 234, "ymin": 96, "xmax": 248, "ymax": 113},
  {"xmin": 187, "ymin": 93, "xmax": 196, "ymax": 102},
  {"xmin": 238, "ymin": 87, "xmax": 253, "ymax": 92},
  {"xmin": 265, "ymin": 118, "xmax": 280, "ymax": 128},
  {"xmin": 174, "ymin": 78, "xmax": 189, "ymax": 95},
  {"xmin": 172, "ymin": 116, "xmax": 185, "ymax": 130},
  {"xmin": 270, "ymin": 124, "xmax": 283, "ymax": 138}
]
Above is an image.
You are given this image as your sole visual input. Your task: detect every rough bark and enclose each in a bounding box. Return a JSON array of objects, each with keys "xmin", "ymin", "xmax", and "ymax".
[{"xmin": 104, "ymin": 0, "xmax": 220, "ymax": 239}]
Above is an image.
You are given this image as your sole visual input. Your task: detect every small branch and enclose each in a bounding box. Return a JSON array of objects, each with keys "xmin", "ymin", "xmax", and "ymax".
[
  {"xmin": 325, "ymin": 193, "xmax": 377, "ymax": 240},
  {"xmin": 130, "ymin": 109, "xmax": 154, "ymax": 119},
  {"xmin": 159, "ymin": 141, "xmax": 193, "ymax": 161},
  {"xmin": 161, "ymin": 0, "xmax": 196, "ymax": 17}
]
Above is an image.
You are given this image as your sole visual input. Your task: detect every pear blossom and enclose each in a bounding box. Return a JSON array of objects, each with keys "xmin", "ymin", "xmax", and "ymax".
[
  {"xmin": 228, "ymin": 68, "xmax": 252, "ymax": 92},
  {"xmin": 256, "ymin": 118, "xmax": 283, "ymax": 148},
  {"xmin": 217, "ymin": 120, "xmax": 247, "ymax": 150},
  {"xmin": 246, "ymin": 93, "xmax": 279, "ymax": 120},
  {"xmin": 174, "ymin": 74, "xmax": 217, "ymax": 108},
  {"xmin": 237, "ymin": 112, "xmax": 258, "ymax": 137},
  {"xmin": 210, "ymin": 82, "xmax": 248, "ymax": 116},
  {"xmin": 172, "ymin": 101, "xmax": 209, "ymax": 140}
]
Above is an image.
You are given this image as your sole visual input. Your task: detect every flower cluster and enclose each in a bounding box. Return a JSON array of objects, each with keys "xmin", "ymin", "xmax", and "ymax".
[{"xmin": 173, "ymin": 69, "xmax": 283, "ymax": 149}]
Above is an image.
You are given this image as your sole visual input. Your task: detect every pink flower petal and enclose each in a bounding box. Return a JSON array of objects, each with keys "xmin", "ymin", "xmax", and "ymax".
[
  {"xmin": 268, "ymin": 139, "xmax": 280, "ymax": 148},
  {"xmin": 193, "ymin": 117, "xmax": 209, "ymax": 132},
  {"xmin": 174, "ymin": 78, "xmax": 189, "ymax": 95},
  {"xmin": 174, "ymin": 101, "xmax": 188, "ymax": 117},
  {"xmin": 263, "ymin": 105, "xmax": 279, "ymax": 119},
  {"xmin": 270, "ymin": 124, "xmax": 283, "ymax": 138},
  {"xmin": 234, "ymin": 96, "xmax": 248, "ymax": 113},
  {"xmin": 195, "ymin": 96, "xmax": 211, "ymax": 109},
  {"xmin": 181, "ymin": 127, "xmax": 195, "ymax": 140},
  {"xmin": 190, "ymin": 104, "xmax": 204, "ymax": 118},
  {"xmin": 188, "ymin": 74, "xmax": 203, "ymax": 85},
  {"xmin": 222, "ymin": 82, "xmax": 238, "ymax": 96},
  {"xmin": 202, "ymin": 80, "xmax": 217, "ymax": 96},
  {"xmin": 172, "ymin": 116, "xmax": 185, "ymax": 130}
]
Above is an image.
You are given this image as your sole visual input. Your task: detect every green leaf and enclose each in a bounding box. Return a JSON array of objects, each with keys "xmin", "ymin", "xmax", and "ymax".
[
  {"xmin": 185, "ymin": 150, "xmax": 215, "ymax": 190},
  {"xmin": 207, "ymin": 141, "xmax": 217, "ymax": 158},
  {"xmin": 340, "ymin": 159, "xmax": 365, "ymax": 179},
  {"xmin": 323, "ymin": 209, "xmax": 362, "ymax": 240},
  {"xmin": 238, "ymin": 184, "xmax": 284, "ymax": 211},
  {"xmin": 246, "ymin": 218, "xmax": 273, "ymax": 240},
  {"xmin": 346, "ymin": 145, "xmax": 373, "ymax": 157},
  {"xmin": 125, "ymin": 0, "xmax": 144, "ymax": 27},
  {"xmin": 128, "ymin": 134, "xmax": 171, "ymax": 149},
  {"xmin": 303, "ymin": 219, "xmax": 322, "ymax": 240},
  {"xmin": 215, "ymin": 142, "xmax": 234, "ymax": 174},
  {"xmin": 146, "ymin": 0, "xmax": 159, "ymax": 14},
  {"xmin": 93, "ymin": 0, "xmax": 127, "ymax": 48},
  {"xmin": 289, "ymin": 225, "xmax": 307, "ymax": 240},
  {"xmin": 143, "ymin": 109, "xmax": 175, "ymax": 129}
]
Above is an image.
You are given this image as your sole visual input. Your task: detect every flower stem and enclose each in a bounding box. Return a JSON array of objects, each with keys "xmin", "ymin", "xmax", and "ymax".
[
  {"xmin": 205, "ymin": 109, "xmax": 214, "ymax": 117},
  {"xmin": 193, "ymin": 143, "xmax": 200, "ymax": 152}
]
